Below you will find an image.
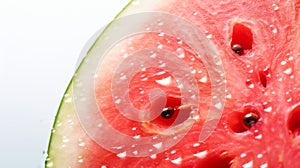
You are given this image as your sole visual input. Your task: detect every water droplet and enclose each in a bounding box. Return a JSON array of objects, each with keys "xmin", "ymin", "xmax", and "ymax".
[
  {"xmin": 78, "ymin": 159, "xmax": 83, "ymax": 163},
  {"xmin": 226, "ymin": 94, "xmax": 232, "ymax": 99},
  {"xmin": 248, "ymin": 84, "xmax": 254, "ymax": 89},
  {"xmin": 158, "ymin": 32, "xmax": 165, "ymax": 37},
  {"xmin": 155, "ymin": 76, "xmax": 172, "ymax": 86},
  {"xmin": 260, "ymin": 163, "xmax": 268, "ymax": 168},
  {"xmin": 190, "ymin": 56, "xmax": 195, "ymax": 61},
  {"xmin": 150, "ymin": 53, "xmax": 157, "ymax": 58},
  {"xmin": 132, "ymin": 150, "xmax": 138, "ymax": 155},
  {"xmin": 141, "ymin": 77, "xmax": 148, "ymax": 81},
  {"xmin": 280, "ymin": 60, "xmax": 287, "ymax": 65},
  {"xmin": 177, "ymin": 83, "xmax": 184, "ymax": 89},
  {"xmin": 255, "ymin": 134, "xmax": 263, "ymax": 139},
  {"xmin": 287, "ymin": 97, "xmax": 292, "ymax": 102},
  {"xmin": 199, "ymin": 76, "xmax": 207, "ymax": 83},
  {"xmin": 264, "ymin": 106, "xmax": 272, "ymax": 112},
  {"xmin": 193, "ymin": 11, "xmax": 198, "ymax": 15},
  {"xmin": 112, "ymin": 145, "xmax": 124, "ymax": 150},
  {"xmin": 257, "ymin": 153, "xmax": 263, "ymax": 158},
  {"xmin": 46, "ymin": 161, "xmax": 53, "ymax": 167},
  {"xmin": 117, "ymin": 151, "xmax": 127, "ymax": 158},
  {"xmin": 192, "ymin": 114, "xmax": 200, "ymax": 120},
  {"xmin": 78, "ymin": 141, "xmax": 86, "ymax": 147},
  {"xmin": 214, "ymin": 102, "xmax": 222, "ymax": 109},
  {"xmin": 272, "ymin": 4, "xmax": 279, "ymax": 11},
  {"xmin": 159, "ymin": 62, "xmax": 166, "ymax": 68},
  {"xmin": 170, "ymin": 150, "xmax": 177, "ymax": 154},
  {"xmin": 114, "ymin": 99, "xmax": 121, "ymax": 104},
  {"xmin": 120, "ymin": 74, "xmax": 127, "ymax": 80},
  {"xmin": 193, "ymin": 150, "xmax": 208, "ymax": 159},
  {"xmin": 206, "ymin": 34, "xmax": 212, "ymax": 39},
  {"xmin": 283, "ymin": 68, "xmax": 292, "ymax": 74},
  {"xmin": 150, "ymin": 154, "xmax": 157, "ymax": 159},
  {"xmin": 97, "ymin": 123, "xmax": 103, "ymax": 128},
  {"xmin": 132, "ymin": 127, "xmax": 137, "ymax": 131},
  {"xmin": 242, "ymin": 160, "xmax": 253, "ymax": 168},
  {"xmin": 101, "ymin": 165, "xmax": 107, "ymax": 168},
  {"xmin": 157, "ymin": 44, "xmax": 163, "ymax": 49},
  {"xmin": 191, "ymin": 69, "xmax": 197, "ymax": 74},
  {"xmin": 246, "ymin": 79, "xmax": 254, "ymax": 88},
  {"xmin": 153, "ymin": 142, "xmax": 163, "ymax": 149},
  {"xmin": 64, "ymin": 97, "xmax": 72, "ymax": 103},
  {"xmin": 193, "ymin": 143, "xmax": 200, "ymax": 147},
  {"xmin": 269, "ymin": 25, "xmax": 277, "ymax": 34},
  {"xmin": 240, "ymin": 153, "xmax": 247, "ymax": 158},
  {"xmin": 176, "ymin": 48, "xmax": 185, "ymax": 58},
  {"xmin": 171, "ymin": 157, "xmax": 182, "ymax": 165},
  {"xmin": 133, "ymin": 135, "xmax": 141, "ymax": 139}
]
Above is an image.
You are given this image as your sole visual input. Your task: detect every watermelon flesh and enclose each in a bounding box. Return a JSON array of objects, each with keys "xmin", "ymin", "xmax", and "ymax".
[{"xmin": 46, "ymin": 0, "xmax": 300, "ymax": 167}]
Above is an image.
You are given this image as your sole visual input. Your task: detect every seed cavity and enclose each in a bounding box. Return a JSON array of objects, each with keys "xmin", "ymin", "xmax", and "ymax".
[
  {"xmin": 231, "ymin": 23, "xmax": 253, "ymax": 55},
  {"xmin": 288, "ymin": 105, "xmax": 300, "ymax": 138},
  {"xmin": 259, "ymin": 68, "xmax": 270, "ymax": 88},
  {"xmin": 227, "ymin": 107, "xmax": 260, "ymax": 133}
]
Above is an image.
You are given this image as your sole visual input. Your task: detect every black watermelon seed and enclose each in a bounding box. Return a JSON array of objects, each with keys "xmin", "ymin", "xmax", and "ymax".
[
  {"xmin": 243, "ymin": 112, "xmax": 259, "ymax": 128},
  {"xmin": 232, "ymin": 44, "xmax": 244, "ymax": 55},
  {"xmin": 161, "ymin": 107, "xmax": 175, "ymax": 119}
]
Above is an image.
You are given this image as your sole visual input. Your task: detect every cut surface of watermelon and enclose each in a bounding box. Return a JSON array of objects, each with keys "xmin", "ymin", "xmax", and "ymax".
[{"xmin": 46, "ymin": 0, "xmax": 300, "ymax": 167}]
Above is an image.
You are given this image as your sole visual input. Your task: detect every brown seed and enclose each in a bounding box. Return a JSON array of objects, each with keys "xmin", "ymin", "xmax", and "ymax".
[
  {"xmin": 232, "ymin": 44, "xmax": 244, "ymax": 55},
  {"xmin": 243, "ymin": 112, "xmax": 260, "ymax": 128},
  {"xmin": 161, "ymin": 107, "xmax": 175, "ymax": 119}
]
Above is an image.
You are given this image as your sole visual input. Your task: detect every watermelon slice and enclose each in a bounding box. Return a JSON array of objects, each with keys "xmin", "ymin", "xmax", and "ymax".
[{"xmin": 46, "ymin": 0, "xmax": 300, "ymax": 167}]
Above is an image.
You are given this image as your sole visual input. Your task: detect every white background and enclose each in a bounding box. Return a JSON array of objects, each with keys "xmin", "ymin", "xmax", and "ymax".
[{"xmin": 0, "ymin": 0, "xmax": 130, "ymax": 167}]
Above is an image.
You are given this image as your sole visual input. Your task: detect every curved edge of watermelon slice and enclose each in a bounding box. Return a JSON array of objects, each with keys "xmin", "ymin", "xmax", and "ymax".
[
  {"xmin": 45, "ymin": 0, "xmax": 181, "ymax": 167},
  {"xmin": 45, "ymin": 1, "xmax": 135, "ymax": 167}
]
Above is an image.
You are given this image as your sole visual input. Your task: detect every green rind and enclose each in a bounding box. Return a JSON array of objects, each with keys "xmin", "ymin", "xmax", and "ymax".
[{"xmin": 45, "ymin": 0, "xmax": 134, "ymax": 167}]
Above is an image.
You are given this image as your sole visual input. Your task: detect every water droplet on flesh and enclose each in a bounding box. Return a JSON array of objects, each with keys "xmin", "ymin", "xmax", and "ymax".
[
  {"xmin": 264, "ymin": 106, "xmax": 272, "ymax": 112},
  {"xmin": 193, "ymin": 150, "xmax": 208, "ymax": 159},
  {"xmin": 199, "ymin": 76, "xmax": 207, "ymax": 83},
  {"xmin": 117, "ymin": 151, "xmax": 127, "ymax": 158},
  {"xmin": 153, "ymin": 142, "xmax": 163, "ymax": 149},
  {"xmin": 150, "ymin": 154, "xmax": 157, "ymax": 159},
  {"xmin": 171, "ymin": 157, "xmax": 182, "ymax": 165},
  {"xmin": 242, "ymin": 160, "xmax": 253, "ymax": 168},
  {"xmin": 283, "ymin": 68, "xmax": 292, "ymax": 74},
  {"xmin": 260, "ymin": 163, "xmax": 268, "ymax": 168},
  {"xmin": 272, "ymin": 4, "xmax": 279, "ymax": 11},
  {"xmin": 257, "ymin": 153, "xmax": 263, "ymax": 158},
  {"xmin": 193, "ymin": 143, "xmax": 200, "ymax": 147},
  {"xmin": 46, "ymin": 161, "xmax": 53, "ymax": 167}
]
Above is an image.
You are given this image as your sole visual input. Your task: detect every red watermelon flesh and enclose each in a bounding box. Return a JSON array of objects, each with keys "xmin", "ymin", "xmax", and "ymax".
[{"xmin": 46, "ymin": 0, "xmax": 300, "ymax": 167}]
